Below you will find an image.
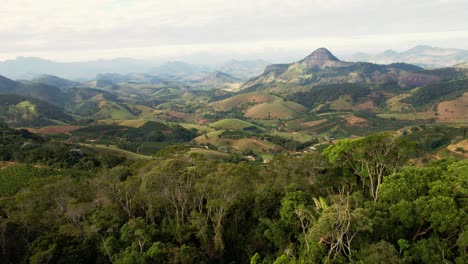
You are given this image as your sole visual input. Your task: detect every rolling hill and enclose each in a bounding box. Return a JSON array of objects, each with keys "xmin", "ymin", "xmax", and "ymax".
[
  {"xmin": 29, "ymin": 74, "xmax": 81, "ymax": 89},
  {"xmin": 0, "ymin": 94, "xmax": 74, "ymax": 126}
]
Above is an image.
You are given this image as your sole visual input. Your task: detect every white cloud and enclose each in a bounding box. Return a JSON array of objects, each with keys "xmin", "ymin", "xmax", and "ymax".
[{"xmin": 0, "ymin": 0, "xmax": 467, "ymax": 62}]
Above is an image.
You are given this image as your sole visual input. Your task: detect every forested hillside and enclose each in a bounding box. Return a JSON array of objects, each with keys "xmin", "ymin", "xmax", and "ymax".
[{"xmin": 0, "ymin": 124, "xmax": 466, "ymax": 263}]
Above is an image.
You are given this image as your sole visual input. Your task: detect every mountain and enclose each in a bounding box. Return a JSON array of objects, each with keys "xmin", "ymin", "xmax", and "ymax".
[
  {"xmin": 189, "ymin": 71, "xmax": 242, "ymax": 90},
  {"xmin": 203, "ymin": 71, "xmax": 240, "ymax": 82},
  {"xmin": 0, "ymin": 75, "xmax": 67, "ymax": 104},
  {"xmin": 348, "ymin": 45, "xmax": 468, "ymax": 68},
  {"xmin": 242, "ymin": 47, "xmax": 434, "ymax": 92},
  {"xmin": 96, "ymin": 73, "xmax": 164, "ymax": 84},
  {"xmin": 0, "ymin": 75, "xmax": 19, "ymax": 93},
  {"xmin": 299, "ymin": 48, "xmax": 352, "ymax": 68},
  {"xmin": 217, "ymin": 59, "xmax": 271, "ymax": 80},
  {"xmin": 151, "ymin": 61, "xmax": 210, "ymax": 77},
  {"xmin": 0, "ymin": 57, "xmax": 156, "ymax": 79},
  {"xmin": 0, "ymin": 94, "xmax": 74, "ymax": 126},
  {"xmin": 195, "ymin": 48, "xmax": 468, "ymax": 126},
  {"xmin": 13, "ymin": 82, "xmax": 67, "ymax": 104},
  {"xmin": 0, "ymin": 74, "xmax": 135, "ymax": 119}
]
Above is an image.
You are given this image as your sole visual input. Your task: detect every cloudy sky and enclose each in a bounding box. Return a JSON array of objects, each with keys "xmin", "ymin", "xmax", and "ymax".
[{"xmin": 1, "ymin": 0, "xmax": 467, "ymax": 63}]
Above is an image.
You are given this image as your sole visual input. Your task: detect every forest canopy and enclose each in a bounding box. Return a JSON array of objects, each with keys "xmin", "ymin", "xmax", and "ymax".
[{"xmin": 0, "ymin": 124, "xmax": 466, "ymax": 263}]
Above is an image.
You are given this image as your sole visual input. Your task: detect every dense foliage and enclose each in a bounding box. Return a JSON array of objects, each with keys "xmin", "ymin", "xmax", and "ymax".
[
  {"xmin": 0, "ymin": 123, "xmax": 126, "ymax": 169},
  {"xmin": 0, "ymin": 94, "xmax": 74, "ymax": 126},
  {"xmin": 0, "ymin": 125, "xmax": 466, "ymax": 263},
  {"xmin": 71, "ymin": 122, "xmax": 197, "ymax": 155}
]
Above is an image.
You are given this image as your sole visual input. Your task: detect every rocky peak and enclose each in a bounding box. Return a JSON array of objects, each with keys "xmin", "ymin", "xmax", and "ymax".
[
  {"xmin": 299, "ymin": 48, "xmax": 349, "ymax": 68},
  {"xmin": 305, "ymin": 48, "xmax": 340, "ymax": 61}
]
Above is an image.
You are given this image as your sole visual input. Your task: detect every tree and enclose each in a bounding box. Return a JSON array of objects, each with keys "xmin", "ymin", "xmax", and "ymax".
[
  {"xmin": 324, "ymin": 133, "xmax": 413, "ymax": 202},
  {"xmin": 310, "ymin": 189, "xmax": 372, "ymax": 262},
  {"xmin": 378, "ymin": 160, "xmax": 467, "ymax": 263},
  {"xmin": 202, "ymin": 163, "xmax": 253, "ymax": 252}
]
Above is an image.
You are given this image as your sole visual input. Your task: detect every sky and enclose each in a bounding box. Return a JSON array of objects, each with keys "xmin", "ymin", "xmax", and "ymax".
[{"xmin": 1, "ymin": 0, "xmax": 468, "ymax": 63}]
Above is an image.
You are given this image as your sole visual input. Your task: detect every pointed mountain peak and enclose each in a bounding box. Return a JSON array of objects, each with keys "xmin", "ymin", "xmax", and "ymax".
[
  {"xmin": 204, "ymin": 71, "xmax": 240, "ymax": 81},
  {"xmin": 299, "ymin": 48, "xmax": 349, "ymax": 68},
  {"xmin": 306, "ymin": 48, "xmax": 340, "ymax": 61}
]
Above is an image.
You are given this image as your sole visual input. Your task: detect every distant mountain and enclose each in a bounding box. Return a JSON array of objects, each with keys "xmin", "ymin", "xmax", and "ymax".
[
  {"xmin": 189, "ymin": 71, "xmax": 242, "ymax": 90},
  {"xmin": 0, "ymin": 57, "xmax": 156, "ymax": 79},
  {"xmin": 151, "ymin": 61, "xmax": 210, "ymax": 77},
  {"xmin": 348, "ymin": 45, "xmax": 468, "ymax": 68},
  {"xmin": 0, "ymin": 56, "xmax": 270, "ymax": 83},
  {"xmin": 217, "ymin": 59, "xmax": 270, "ymax": 80},
  {"xmin": 205, "ymin": 71, "xmax": 240, "ymax": 82}
]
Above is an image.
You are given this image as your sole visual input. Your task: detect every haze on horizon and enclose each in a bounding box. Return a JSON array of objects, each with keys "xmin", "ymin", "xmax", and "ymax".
[{"xmin": 1, "ymin": 0, "xmax": 468, "ymax": 63}]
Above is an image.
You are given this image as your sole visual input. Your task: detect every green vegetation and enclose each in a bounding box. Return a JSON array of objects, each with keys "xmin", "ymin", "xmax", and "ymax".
[
  {"xmin": 0, "ymin": 127, "xmax": 466, "ymax": 263},
  {"xmin": 403, "ymin": 79, "xmax": 468, "ymax": 107},
  {"xmin": 0, "ymin": 94, "xmax": 74, "ymax": 126},
  {"xmin": 0, "ymin": 48, "xmax": 467, "ymax": 263},
  {"xmin": 70, "ymin": 121, "xmax": 197, "ymax": 154},
  {"xmin": 211, "ymin": 118, "xmax": 265, "ymax": 132}
]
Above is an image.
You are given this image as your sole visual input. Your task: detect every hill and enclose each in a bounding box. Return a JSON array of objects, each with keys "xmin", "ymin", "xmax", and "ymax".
[
  {"xmin": 210, "ymin": 118, "xmax": 264, "ymax": 132},
  {"xmin": 0, "ymin": 94, "xmax": 74, "ymax": 126},
  {"xmin": 0, "ymin": 75, "xmax": 19, "ymax": 93},
  {"xmin": 29, "ymin": 74, "xmax": 81, "ymax": 89}
]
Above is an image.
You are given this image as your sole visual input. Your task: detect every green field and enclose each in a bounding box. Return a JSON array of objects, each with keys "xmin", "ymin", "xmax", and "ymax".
[{"xmin": 210, "ymin": 118, "xmax": 265, "ymax": 131}]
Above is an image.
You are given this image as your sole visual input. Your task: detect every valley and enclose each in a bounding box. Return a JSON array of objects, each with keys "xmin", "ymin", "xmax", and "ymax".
[{"xmin": 1, "ymin": 48, "xmax": 466, "ymax": 161}]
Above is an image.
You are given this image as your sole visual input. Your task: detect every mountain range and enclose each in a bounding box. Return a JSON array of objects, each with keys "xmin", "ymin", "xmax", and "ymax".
[
  {"xmin": 348, "ymin": 45, "xmax": 468, "ymax": 68},
  {"xmin": 242, "ymin": 48, "xmax": 436, "ymax": 92},
  {"xmin": 0, "ymin": 47, "xmax": 467, "ymax": 130},
  {"xmin": 0, "ymin": 57, "xmax": 271, "ymax": 81}
]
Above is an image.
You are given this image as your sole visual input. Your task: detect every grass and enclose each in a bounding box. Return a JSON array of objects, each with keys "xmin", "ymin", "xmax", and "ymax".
[
  {"xmin": 377, "ymin": 113, "xmax": 435, "ymax": 120},
  {"xmin": 92, "ymin": 102, "xmax": 136, "ymax": 120},
  {"xmin": 271, "ymin": 131, "xmax": 315, "ymax": 143},
  {"xmin": 194, "ymin": 130, "xmax": 225, "ymax": 145},
  {"xmin": 244, "ymin": 102, "xmax": 301, "ymax": 120},
  {"xmin": 180, "ymin": 123, "xmax": 216, "ymax": 134},
  {"xmin": 118, "ymin": 119, "xmax": 147, "ymax": 128},
  {"xmin": 210, "ymin": 119, "xmax": 264, "ymax": 131},
  {"xmin": 77, "ymin": 143, "xmax": 152, "ymax": 160},
  {"xmin": 232, "ymin": 138, "xmax": 281, "ymax": 153},
  {"xmin": 211, "ymin": 93, "xmax": 277, "ymax": 111},
  {"xmin": 189, "ymin": 148, "xmax": 229, "ymax": 160}
]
